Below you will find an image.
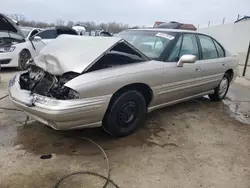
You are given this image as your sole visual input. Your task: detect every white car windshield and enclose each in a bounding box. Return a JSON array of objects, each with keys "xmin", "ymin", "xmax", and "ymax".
[
  {"xmin": 117, "ymin": 30, "xmax": 176, "ymax": 59},
  {"xmin": 20, "ymin": 28, "xmax": 32, "ymax": 38}
]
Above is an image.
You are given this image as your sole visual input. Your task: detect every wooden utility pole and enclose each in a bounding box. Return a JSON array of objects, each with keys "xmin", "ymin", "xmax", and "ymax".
[{"xmin": 243, "ymin": 41, "xmax": 250, "ymax": 76}]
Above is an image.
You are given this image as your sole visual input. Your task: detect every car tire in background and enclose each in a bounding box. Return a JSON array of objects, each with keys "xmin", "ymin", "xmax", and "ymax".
[
  {"xmin": 18, "ymin": 49, "xmax": 31, "ymax": 70},
  {"xmin": 209, "ymin": 73, "xmax": 230, "ymax": 101},
  {"xmin": 103, "ymin": 90, "xmax": 146, "ymax": 137}
]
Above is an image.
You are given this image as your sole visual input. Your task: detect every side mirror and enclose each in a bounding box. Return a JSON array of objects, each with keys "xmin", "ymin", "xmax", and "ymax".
[
  {"xmin": 33, "ymin": 36, "xmax": 42, "ymax": 41},
  {"xmin": 177, "ymin": 55, "xmax": 196, "ymax": 67}
]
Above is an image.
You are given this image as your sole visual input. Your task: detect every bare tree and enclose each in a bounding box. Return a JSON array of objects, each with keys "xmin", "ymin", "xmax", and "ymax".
[
  {"xmin": 9, "ymin": 14, "xmax": 26, "ymax": 25},
  {"xmin": 56, "ymin": 19, "xmax": 65, "ymax": 26},
  {"xmin": 6, "ymin": 13, "xmax": 132, "ymax": 31},
  {"xmin": 67, "ymin": 21, "xmax": 74, "ymax": 27}
]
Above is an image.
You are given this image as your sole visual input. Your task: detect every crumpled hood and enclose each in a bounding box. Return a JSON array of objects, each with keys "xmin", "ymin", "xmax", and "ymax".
[
  {"xmin": 33, "ymin": 35, "xmax": 123, "ymax": 75},
  {"xmin": 0, "ymin": 13, "xmax": 25, "ymax": 39}
]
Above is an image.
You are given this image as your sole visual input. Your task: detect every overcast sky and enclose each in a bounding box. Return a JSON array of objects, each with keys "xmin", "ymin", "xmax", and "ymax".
[{"xmin": 1, "ymin": 0, "xmax": 250, "ymax": 27}]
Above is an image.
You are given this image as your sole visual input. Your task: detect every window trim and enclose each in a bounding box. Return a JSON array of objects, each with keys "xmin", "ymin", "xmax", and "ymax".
[
  {"xmin": 213, "ymin": 39, "xmax": 226, "ymax": 58},
  {"xmin": 161, "ymin": 33, "xmax": 182, "ymax": 61},
  {"xmin": 177, "ymin": 33, "xmax": 184, "ymax": 59},
  {"xmin": 211, "ymin": 39, "xmax": 220, "ymax": 58},
  {"xmin": 179, "ymin": 33, "xmax": 199, "ymax": 60}
]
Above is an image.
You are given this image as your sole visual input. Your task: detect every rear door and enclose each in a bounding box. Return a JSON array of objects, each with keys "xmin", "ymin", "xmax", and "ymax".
[
  {"xmin": 159, "ymin": 33, "xmax": 205, "ymax": 104},
  {"xmin": 196, "ymin": 34, "xmax": 228, "ymax": 92}
]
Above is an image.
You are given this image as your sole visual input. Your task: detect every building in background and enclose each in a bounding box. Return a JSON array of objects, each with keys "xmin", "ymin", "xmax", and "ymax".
[
  {"xmin": 235, "ymin": 16, "xmax": 250, "ymax": 23},
  {"xmin": 198, "ymin": 16, "xmax": 250, "ymax": 77}
]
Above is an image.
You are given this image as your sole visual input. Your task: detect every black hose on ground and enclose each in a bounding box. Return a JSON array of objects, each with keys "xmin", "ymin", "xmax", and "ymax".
[
  {"xmin": 0, "ymin": 94, "xmax": 9, "ymax": 101},
  {"xmin": 52, "ymin": 132, "xmax": 120, "ymax": 188},
  {"xmin": 51, "ymin": 131, "xmax": 119, "ymax": 188}
]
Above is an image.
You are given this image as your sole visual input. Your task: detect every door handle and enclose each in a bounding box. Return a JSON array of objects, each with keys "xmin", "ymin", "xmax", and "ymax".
[
  {"xmin": 222, "ymin": 63, "xmax": 226, "ymax": 66},
  {"xmin": 196, "ymin": 68, "xmax": 201, "ymax": 72}
]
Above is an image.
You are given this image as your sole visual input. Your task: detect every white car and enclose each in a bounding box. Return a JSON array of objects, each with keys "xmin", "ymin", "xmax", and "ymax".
[
  {"xmin": 0, "ymin": 13, "xmax": 77, "ymax": 70},
  {"xmin": 0, "ymin": 14, "xmax": 41, "ymax": 70}
]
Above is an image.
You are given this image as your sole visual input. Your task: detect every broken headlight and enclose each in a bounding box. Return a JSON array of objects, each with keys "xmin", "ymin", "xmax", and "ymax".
[
  {"xmin": 19, "ymin": 65, "xmax": 80, "ymax": 100},
  {"xmin": 48, "ymin": 85, "xmax": 79, "ymax": 100}
]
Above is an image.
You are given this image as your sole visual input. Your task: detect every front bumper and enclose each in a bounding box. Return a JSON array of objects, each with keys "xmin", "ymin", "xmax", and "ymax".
[
  {"xmin": 8, "ymin": 74, "xmax": 112, "ymax": 130},
  {"xmin": 0, "ymin": 51, "xmax": 19, "ymax": 67}
]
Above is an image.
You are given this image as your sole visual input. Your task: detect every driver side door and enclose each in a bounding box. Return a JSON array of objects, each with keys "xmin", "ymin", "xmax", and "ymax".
[{"xmin": 159, "ymin": 33, "xmax": 205, "ymax": 104}]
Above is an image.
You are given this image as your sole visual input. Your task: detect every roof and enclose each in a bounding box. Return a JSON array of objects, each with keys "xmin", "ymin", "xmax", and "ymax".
[
  {"xmin": 235, "ymin": 16, "xmax": 250, "ymax": 23},
  {"xmin": 129, "ymin": 28, "xmax": 198, "ymax": 33}
]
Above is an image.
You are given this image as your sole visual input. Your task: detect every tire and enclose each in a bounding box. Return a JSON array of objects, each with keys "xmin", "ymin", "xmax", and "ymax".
[
  {"xmin": 208, "ymin": 73, "xmax": 230, "ymax": 101},
  {"xmin": 18, "ymin": 50, "xmax": 31, "ymax": 70},
  {"xmin": 103, "ymin": 90, "xmax": 146, "ymax": 137}
]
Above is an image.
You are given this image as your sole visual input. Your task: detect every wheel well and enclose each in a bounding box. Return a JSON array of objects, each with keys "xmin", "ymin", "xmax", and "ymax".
[
  {"xmin": 22, "ymin": 49, "xmax": 31, "ymax": 54},
  {"xmin": 109, "ymin": 83, "xmax": 153, "ymax": 107},
  {"xmin": 19, "ymin": 49, "xmax": 31, "ymax": 57},
  {"xmin": 225, "ymin": 69, "xmax": 234, "ymax": 82}
]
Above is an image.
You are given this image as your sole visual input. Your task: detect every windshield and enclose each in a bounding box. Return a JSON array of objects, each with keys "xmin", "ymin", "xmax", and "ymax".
[
  {"xmin": 20, "ymin": 28, "xmax": 31, "ymax": 38},
  {"xmin": 117, "ymin": 30, "xmax": 176, "ymax": 59}
]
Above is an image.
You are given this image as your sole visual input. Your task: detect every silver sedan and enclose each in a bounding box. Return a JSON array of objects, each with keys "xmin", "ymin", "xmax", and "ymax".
[{"xmin": 9, "ymin": 28, "xmax": 239, "ymax": 137}]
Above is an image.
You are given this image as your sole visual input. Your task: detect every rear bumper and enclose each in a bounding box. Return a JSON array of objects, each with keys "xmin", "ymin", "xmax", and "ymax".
[{"xmin": 8, "ymin": 74, "xmax": 112, "ymax": 130}]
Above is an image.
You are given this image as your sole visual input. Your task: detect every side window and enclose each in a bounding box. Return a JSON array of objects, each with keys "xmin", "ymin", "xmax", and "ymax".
[
  {"xmin": 30, "ymin": 30, "xmax": 39, "ymax": 38},
  {"xmin": 36, "ymin": 30, "xmax": 58, "ymax": 39},
  {"xmin": 168, "ymin": 34, "xmax": 199, "ymax": 62},
  {"xmin": 198, "ymin": 35, "xmax": 218, "ymax": 60},
  {"xmin": 179, "ymin": 34, "xmax": 199, "ymax": 58},
  {"xmin": 214, "ymin": 40, "xmax": 225, "ymax": 58}
]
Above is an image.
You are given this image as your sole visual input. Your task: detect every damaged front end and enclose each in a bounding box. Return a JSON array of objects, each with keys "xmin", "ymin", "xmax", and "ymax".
[{"xmin": 19, "ymin": 65, "xmax": 80, "ymax": 100}]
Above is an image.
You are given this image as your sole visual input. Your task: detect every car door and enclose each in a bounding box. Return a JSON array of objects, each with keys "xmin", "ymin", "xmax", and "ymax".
[
  {"xmin": 196, "ymin": 34, "xmax": 229, "ymax": 93},
  {"xmin": 158, "ymin": 33, "xmax": 205, "ymax": 104}
]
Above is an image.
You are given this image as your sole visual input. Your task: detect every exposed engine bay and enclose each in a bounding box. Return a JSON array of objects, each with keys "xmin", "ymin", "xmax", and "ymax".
[
  {"xmin": 19, "ymin": 65, "xmax": 80, "ymax": 100},
  {"xmin": 0, "ymin": 37, "xmax": 24, "ymax": 47}
]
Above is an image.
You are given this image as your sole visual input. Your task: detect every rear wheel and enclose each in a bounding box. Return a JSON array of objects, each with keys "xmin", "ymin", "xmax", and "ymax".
[
  {"xmin": 209, "ymin": 73, "xmax": 230, "ymax": 101},
  {"xmin": 18, "ymin": 50, "xmax": 31, "ymax": 70},
  {"xmin": 103, "ymin": 90, "xmax": 146, "ymax": 137}
]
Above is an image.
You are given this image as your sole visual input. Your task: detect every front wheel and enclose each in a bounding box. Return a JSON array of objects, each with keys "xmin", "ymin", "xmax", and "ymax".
[
  {"xmin": 209, "ymin": 73, "xmax": 230, "ymax": 101},
  {"xmin": 103, "ymin": 90, "xmax": 146, "ymax": 137},
  {"xmin": 18, "ymin": 50, "xmax": 31, "ymax": 70}
]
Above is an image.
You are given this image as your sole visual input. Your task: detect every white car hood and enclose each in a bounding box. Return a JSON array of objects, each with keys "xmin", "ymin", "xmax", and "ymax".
[
  {"xmin": 0, "ymin": 13, "xmax": 25, "ymax": 39},
  {"xmin": 33, "ymin": 35, "xmax": 123, "ymax": 75}
]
